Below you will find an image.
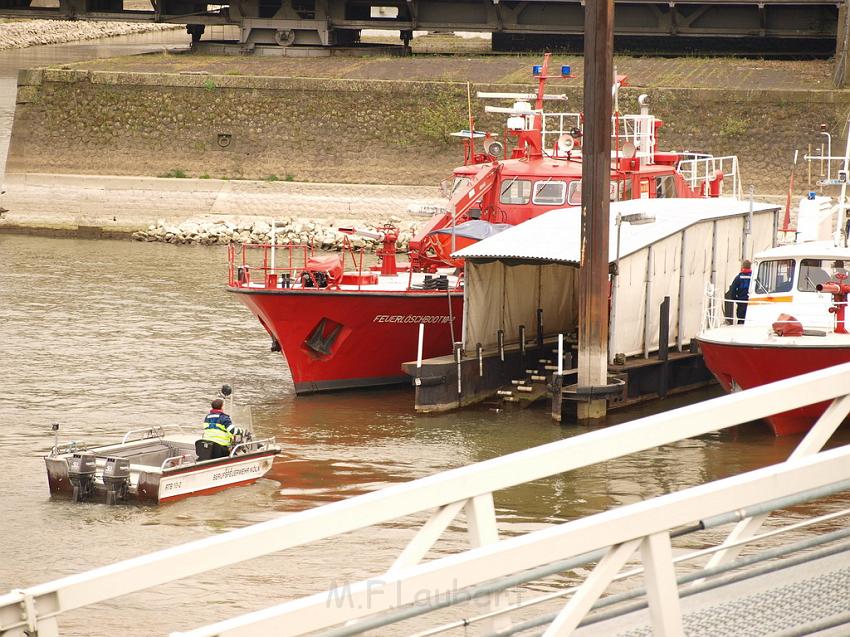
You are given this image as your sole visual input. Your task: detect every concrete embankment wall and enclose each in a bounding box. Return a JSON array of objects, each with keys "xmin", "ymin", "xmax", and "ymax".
[{"xmin": 8, "ymin": 68, "xmax": 850, "ymax": 195}]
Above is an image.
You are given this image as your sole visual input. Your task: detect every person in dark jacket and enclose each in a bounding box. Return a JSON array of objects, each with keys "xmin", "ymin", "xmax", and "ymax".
[
  {"xmin": 725, "ymin": 260, "xmax": 752, "ymax": 324},
  {"xmin": 200, "ymin": 398, "xmax": 242, "ymax": 458}
]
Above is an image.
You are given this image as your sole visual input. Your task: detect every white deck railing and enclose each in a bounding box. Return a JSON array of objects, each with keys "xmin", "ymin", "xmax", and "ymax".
[
  {"xmin": 701, "ymin": 284, "xmax": 846, "ymax": 331},
  {"xmin": 678, "ymin": 154, "xmax": 742, "ymax": 199},
  {"xmin": 540, "ymin": 112, "xmax": 658, "ymax": 164},
  {"xmin": 5, "ymin": 363, "xmax": 850, "ymax": 637}
]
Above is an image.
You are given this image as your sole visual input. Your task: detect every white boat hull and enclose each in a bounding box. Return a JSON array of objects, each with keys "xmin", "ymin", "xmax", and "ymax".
[{"xmin": 46, "ymin": 427, "xmax": 281, "ymax": 505}]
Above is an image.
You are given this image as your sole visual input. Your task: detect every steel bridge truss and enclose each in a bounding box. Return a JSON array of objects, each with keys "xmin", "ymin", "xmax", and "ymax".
[{"xmin": 0, "ymin": 0, "xmax": 839, "ymax": 49}]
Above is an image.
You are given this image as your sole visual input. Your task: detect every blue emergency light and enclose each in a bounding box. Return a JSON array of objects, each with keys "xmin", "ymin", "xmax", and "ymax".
[
  {"xmin": 561, "ymin": 65, "xmax": 571, "ymax": 76},
  {"xmin": 532, "ymin": 65, "xmax": 542, "ymax": 76}
]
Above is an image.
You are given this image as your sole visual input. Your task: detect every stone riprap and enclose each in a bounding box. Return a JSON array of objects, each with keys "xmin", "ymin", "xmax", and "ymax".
[
  {"xmin": 0, "ymin": 20, "xmax": 178, "ymax": 51},
  {"xmin": 0, "ymin": 173, "xmax": 446, "ymax": 241},
  {"xmin": 131, "ymin": 217, "xmax": 422, "ymax": 251}
]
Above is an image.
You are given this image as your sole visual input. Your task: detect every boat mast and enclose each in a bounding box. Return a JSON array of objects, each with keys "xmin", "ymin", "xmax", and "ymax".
[
  {"xmin": 532, "ymin": 52, "xmax": 551, "ymax": 133},
  {"xmin": 838, "ymin": 118, "xmax": 850, "ymax": 246}
]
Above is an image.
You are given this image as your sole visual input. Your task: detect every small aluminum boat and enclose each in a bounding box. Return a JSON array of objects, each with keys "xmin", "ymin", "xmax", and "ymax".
[{"xmin": 45, "ymin": 425, "xmax": 281, "ymax": 505}]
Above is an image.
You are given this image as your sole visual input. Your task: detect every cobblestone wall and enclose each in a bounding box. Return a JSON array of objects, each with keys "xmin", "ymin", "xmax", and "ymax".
[{"xmin": 9, "ymin": 69, "xmax": 850, "ymax": 197}]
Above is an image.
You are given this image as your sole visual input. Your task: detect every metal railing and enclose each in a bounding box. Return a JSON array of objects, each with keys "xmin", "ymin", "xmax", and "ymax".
[
  {"xmin": 227, "ymin": 241, "xmax": 317, "ymax": 289},
  {"xmin": 5, "ymin": 363, "xmax": 850, "ymax": 637},
  {"xmin": 616, "ymin": 113, "xmax": 658, "ymax": 162},
  {"xmin": 701, "ymin": 285, "xmax": 845, "ymax": 331},
  {"xmin": 677, "ymin": 154, "xmax": 742, "ymax": 199},
  {"xmin": 160, "ymin": 453, "xmax": 194, "ymax": 471},
  {"xmin": 228, "ymin": 437, "xmax": 277, "ymax": 457},
  {"xmin": 540, "ymin": 111, "xmax": 583, "ymax": 150},
  {"xmin": 121, "ymin": 426, "xmax": 166, "ymax": 445},
  {"xmin": 540, "ymin": 112, "xmax": 658, "ymax": 163}
]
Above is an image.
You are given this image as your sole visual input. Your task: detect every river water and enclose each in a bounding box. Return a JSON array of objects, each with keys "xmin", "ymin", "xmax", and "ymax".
[
  {"xmin": 3, "ymin": 234, "xmax": 849, "ymax": 636},
  {"xmin": 1, "ymin": 34, "xmax": 849, "ymax": 637}
]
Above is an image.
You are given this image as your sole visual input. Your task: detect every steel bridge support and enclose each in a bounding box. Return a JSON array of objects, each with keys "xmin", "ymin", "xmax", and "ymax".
[{"xmin": 0, "ymin": 0, "xmax": 840, "ymax": 54}]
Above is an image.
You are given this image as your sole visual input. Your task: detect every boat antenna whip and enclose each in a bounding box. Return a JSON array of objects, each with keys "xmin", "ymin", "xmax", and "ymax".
[
  {"xmin": 782, "ymin": 149, "xmax": 798, "ymax": 233},
  {"xmin": 467, "ymin": 81, "xmax": 474, "ymax": 144}
]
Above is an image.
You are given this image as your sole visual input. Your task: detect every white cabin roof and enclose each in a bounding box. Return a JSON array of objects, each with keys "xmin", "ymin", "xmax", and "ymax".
[
  {"xmin": 753, "ymin": 240, "xmax": 850, "ymax": 261},
  {"xmin": 453, "ymin": 197, "xmax": 780, "ymax": 264}
]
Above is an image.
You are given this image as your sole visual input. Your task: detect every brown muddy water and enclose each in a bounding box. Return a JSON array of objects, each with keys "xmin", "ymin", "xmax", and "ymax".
[{"xmin": 3, "ymin": 234, "xmax": 849, "ymax": 635}]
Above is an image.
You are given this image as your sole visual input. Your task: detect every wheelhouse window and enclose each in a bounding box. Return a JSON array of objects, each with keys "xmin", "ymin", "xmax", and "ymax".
[
  {"xmin": 655, "ymin": 174, "xmax": 677, "ymax": 199},
  {"xmin": 639, "ymin": 178, "xmax": 653, "ymax": 199},
  {"xmin": 450, "ymin": 177, "xmax": 471, "ymax": 197},
  {"xmin": 754, "ymin": 259, "xmax": 795, "ymax": 294},
  {"xmin": 569, "ymin": 179, "xmax": 628, "ymax": 205},
  {"xmin": 500, "ymin": 178, "xmax": 531, "ymax": 205},
  {"xmin": 798, "ymin": 258, "xmax": 832, "ymax": 292},
  {"xmin": 567, "ymin": 180, "xmax": 582, "ymax": 205},
  {"xmin": 532, "ymin": 180, "xmax": 567, "ymax": 205}
]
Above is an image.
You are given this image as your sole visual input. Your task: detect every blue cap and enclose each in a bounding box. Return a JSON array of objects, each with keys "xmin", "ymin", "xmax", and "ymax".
[
  {"xmin": 808, "ymin": 191, "xmax": 816, "ymax": 200},
  {"xmin": 532, "ymin": 65, "xmax": 542, "ymax": 76},
  {"xmin": 561, "ymin": 65, "xmax": 571, "ymax": 76}
]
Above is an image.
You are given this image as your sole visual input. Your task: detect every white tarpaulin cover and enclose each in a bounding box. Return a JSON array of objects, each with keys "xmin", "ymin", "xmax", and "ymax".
[
  {"xmin": 456, "ymin": 198, "xmax": 780, "ymax": 353},
  {"xmin": 464, "ymin": 262, "xmax": 579, "ymax": 349}
]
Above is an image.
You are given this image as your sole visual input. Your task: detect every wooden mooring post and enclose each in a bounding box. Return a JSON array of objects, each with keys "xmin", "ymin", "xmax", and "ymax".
[{"xmin": 577, "ymin": 0, "xmax": 615, "ymax": 423}]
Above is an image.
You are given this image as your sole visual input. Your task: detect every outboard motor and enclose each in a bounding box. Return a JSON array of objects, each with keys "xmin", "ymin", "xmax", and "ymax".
[
  {"xmin": 102, "ymin": 457, "xmax": 131, "ymax": 505},
  {"xmin": 68, "ymin": 452, "xmax": 97, "ymax": 503}
]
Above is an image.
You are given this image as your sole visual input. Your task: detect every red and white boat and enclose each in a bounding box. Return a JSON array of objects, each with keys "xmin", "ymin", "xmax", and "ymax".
[
  {"xmin": 697, "ymin": 192, "xmax": 850, "ymax": 435},
  {"xmin": 228, "ymin": 56, "xmax": 743, "ymax": 394},
  {"xmin": 45, "ymin": 387, "xmax": 281, "ymax": 504},
  {"xmin": 46, "ymin": 426, "xmax": 281, "ymax": 504}
]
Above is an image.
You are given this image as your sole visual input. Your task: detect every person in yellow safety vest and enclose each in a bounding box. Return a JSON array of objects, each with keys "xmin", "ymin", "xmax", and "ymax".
[{"xmin": 201, "ymin": 398, "xmax": 243, "ymax": 458}]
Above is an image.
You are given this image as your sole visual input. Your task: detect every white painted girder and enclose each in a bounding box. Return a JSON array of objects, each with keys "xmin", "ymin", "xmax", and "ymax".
[
  {"xmin": 701, "ymin": 391, "xmax": 850, "ymax": 577},
  {"xmin": 543, "ymin": 539, "xmax": 642, "ymax": 637},
  {"xmin": 170, "ymin": 444, "xmax": 850, "ymax": 636},
  {"xmin": 388, "ymin": 500, "xmax": 466, "ymax": 574},
  {"xmin": 641, "ymin": 532, "xmax": 684, "ymax": 636}
]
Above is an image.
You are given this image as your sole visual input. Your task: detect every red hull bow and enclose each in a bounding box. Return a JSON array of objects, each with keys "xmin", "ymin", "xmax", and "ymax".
[
  {"xmin": 698, "ymin": 339, "xmax": 850, "ymax": 436},
  {"xmin": 232, "ymin": 288, "xmax": 463, "ymax": 393}
]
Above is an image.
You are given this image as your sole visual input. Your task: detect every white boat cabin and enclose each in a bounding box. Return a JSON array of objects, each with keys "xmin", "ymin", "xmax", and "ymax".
[{"xmin": 745, "ymin": 242, "xmax": 850, "ymax": 331}]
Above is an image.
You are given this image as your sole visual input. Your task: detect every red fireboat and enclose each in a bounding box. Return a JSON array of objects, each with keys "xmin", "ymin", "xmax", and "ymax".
[
  {"xmin": 697, "ymin": 241, "xmax": 850, "ymax": 436},
  {"xmin": 228, "ymin": 55, "xmax": 741, "ymax": 394}
]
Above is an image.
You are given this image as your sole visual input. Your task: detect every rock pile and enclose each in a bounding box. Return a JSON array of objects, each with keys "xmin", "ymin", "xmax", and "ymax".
[
  {"xmin": 131, "ymin": 218, "xmax": 422, "ymax": 252},
  {"xmin": 0, "ymin": 20, "xmax": 179, "ymax": 51}
]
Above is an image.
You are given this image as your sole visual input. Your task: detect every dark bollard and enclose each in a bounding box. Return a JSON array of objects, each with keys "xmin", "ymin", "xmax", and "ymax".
[
  {"xmin": 536, "ymin": 308, "xmax": 544, "ymax": 349},
  {"xmin": 659, "ymin": 296, "xmax": 670, "ymax": 398},
  {"xmin": 454, "ymin": 342, "xmax": 463, "ymax": 398},
  {"xmin": 659, "ymin": 296, "xmax": 670, "ymax": 362},
  {"xmin": 498, "ymin": 329, "xmax": 505, "ymax": 362}
]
